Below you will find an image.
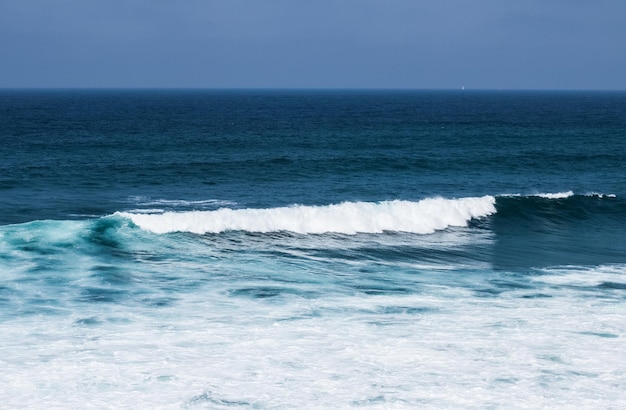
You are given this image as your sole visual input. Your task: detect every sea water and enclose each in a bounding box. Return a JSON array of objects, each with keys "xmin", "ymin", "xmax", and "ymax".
[{"xmin": 1, "ymin": 90, "xmax": 625, "ymax": 408}]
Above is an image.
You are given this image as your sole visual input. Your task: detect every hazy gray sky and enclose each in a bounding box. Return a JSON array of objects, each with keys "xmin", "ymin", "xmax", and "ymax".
[{"xmin": 1, "ymin": 0, "xmax": 625, "ymax": 89}]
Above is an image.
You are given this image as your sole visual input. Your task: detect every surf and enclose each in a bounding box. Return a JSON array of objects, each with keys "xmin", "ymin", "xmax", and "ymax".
[{"xmin": 117, "ymin": 196, "xmax": 497, "ymax": 235}]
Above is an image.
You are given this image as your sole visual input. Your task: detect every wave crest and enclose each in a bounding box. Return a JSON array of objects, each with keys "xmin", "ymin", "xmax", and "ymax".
[{"xmin": 118, "ymin": 196, "xmax": 497, "ymax": 235}]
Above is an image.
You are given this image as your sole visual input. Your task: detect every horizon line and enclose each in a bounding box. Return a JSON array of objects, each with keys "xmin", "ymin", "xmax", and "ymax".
[{"xmin": 1, "ymin": 86, "xmax": 625, "ymax": 92}]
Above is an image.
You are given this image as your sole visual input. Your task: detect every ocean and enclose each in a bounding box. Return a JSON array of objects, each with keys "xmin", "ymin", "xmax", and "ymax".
[{"xmin": 1, "ymin": 89, "xmax": 625, "ymax": 408}]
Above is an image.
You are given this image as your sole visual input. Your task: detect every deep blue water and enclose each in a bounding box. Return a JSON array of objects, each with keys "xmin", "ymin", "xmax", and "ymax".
[
  {"xmin": 1, "ymin": 90, "xmax": 625, "ymax": 408},
  {"xmin": 2, "ymin": 89, "xmax": 625, "ymax": 222}
]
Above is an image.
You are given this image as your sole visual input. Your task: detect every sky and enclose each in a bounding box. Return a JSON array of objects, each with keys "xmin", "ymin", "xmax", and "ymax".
[{"xmin": 1, "ymin": 0, "xmax": 625, "ymax": 89}]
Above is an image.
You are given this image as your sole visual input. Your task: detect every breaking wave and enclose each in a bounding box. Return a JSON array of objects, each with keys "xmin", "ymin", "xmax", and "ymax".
[{"xmin": 118, "ymin": 196, "xmax": 497, "ymax": 235}]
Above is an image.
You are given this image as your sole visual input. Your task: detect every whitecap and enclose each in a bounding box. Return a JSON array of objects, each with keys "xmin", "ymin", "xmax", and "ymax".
[
  {"xmin": 532, "ymin": 191, "xmax": 574, "ymax": 199},
  {"xmin": 117, "ymin": 196, "xmax": 497, "ymax": 235}
]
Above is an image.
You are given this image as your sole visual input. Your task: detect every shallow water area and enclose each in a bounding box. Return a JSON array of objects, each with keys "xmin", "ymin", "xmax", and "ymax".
[
  {"xmin": 2, "ymin": 213, "xmax": 626, "ymax": 408},
  {"xmin": 2, "ymin": 263, "xmax": 625, "ymax": 408}
]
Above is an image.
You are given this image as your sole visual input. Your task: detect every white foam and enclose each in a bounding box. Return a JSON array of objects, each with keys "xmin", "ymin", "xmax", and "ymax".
[
  {"xmin": 532, "ymin": 191, "xmax": 574, "ymax": 199},
  {"xmin": 585, "ymin": 192, "xmax": 617, "ymax": 198},
  {"xmin": 125, "ymin": 208, "xmax": 165, "ymax": 214},
  {"xmin": 117, "ymin": 196, "xmax": 497, "ymax": 235},
  {"xmin": 498, "ymin": 192, "xmax": 573, "ymax": 199},
  {"xmin": 500, "ymin": 191, "xmax": 617, "ymax": 200},
  {"xmin": 534, "ymin": 264, "xmax": 626, "ymax": 288},
  {"xmin": 127, "ymin": 197, "xmax": 238, "ymax": 208},
  {"xmin": 2, "ymin": 276, "xmax": 625, "ymax": 409}
]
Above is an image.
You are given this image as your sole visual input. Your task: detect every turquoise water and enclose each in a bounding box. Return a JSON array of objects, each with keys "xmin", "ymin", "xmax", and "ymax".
[{"xmin": 1, "ymin": 90, "xmax": 625, "ymax": 408}]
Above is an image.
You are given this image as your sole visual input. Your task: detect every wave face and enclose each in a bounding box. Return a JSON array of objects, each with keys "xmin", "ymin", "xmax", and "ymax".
[
  {"xmin": 118, "ymin": 196, "xmax": 497, "ymax": 235},
  {"xmin": 2, "ymin": 193, "xmax": 622, "ymax": 278},
  {"xmin": 493, "ymin": 194, "xmax": 626, "ymax": 268},
  {"xmin": 113, "ymin": 193, "xmax": 626, "ymax": 268}
]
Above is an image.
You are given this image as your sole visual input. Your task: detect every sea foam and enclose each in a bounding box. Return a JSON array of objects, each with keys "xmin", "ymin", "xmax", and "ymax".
[
  {"xmin": 118, "ymin": 196, "xmax": 497, "ymax": 235},
  {"xmin": 533, "ymin": 191, "xmax": 575, "ymax": 199}
]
